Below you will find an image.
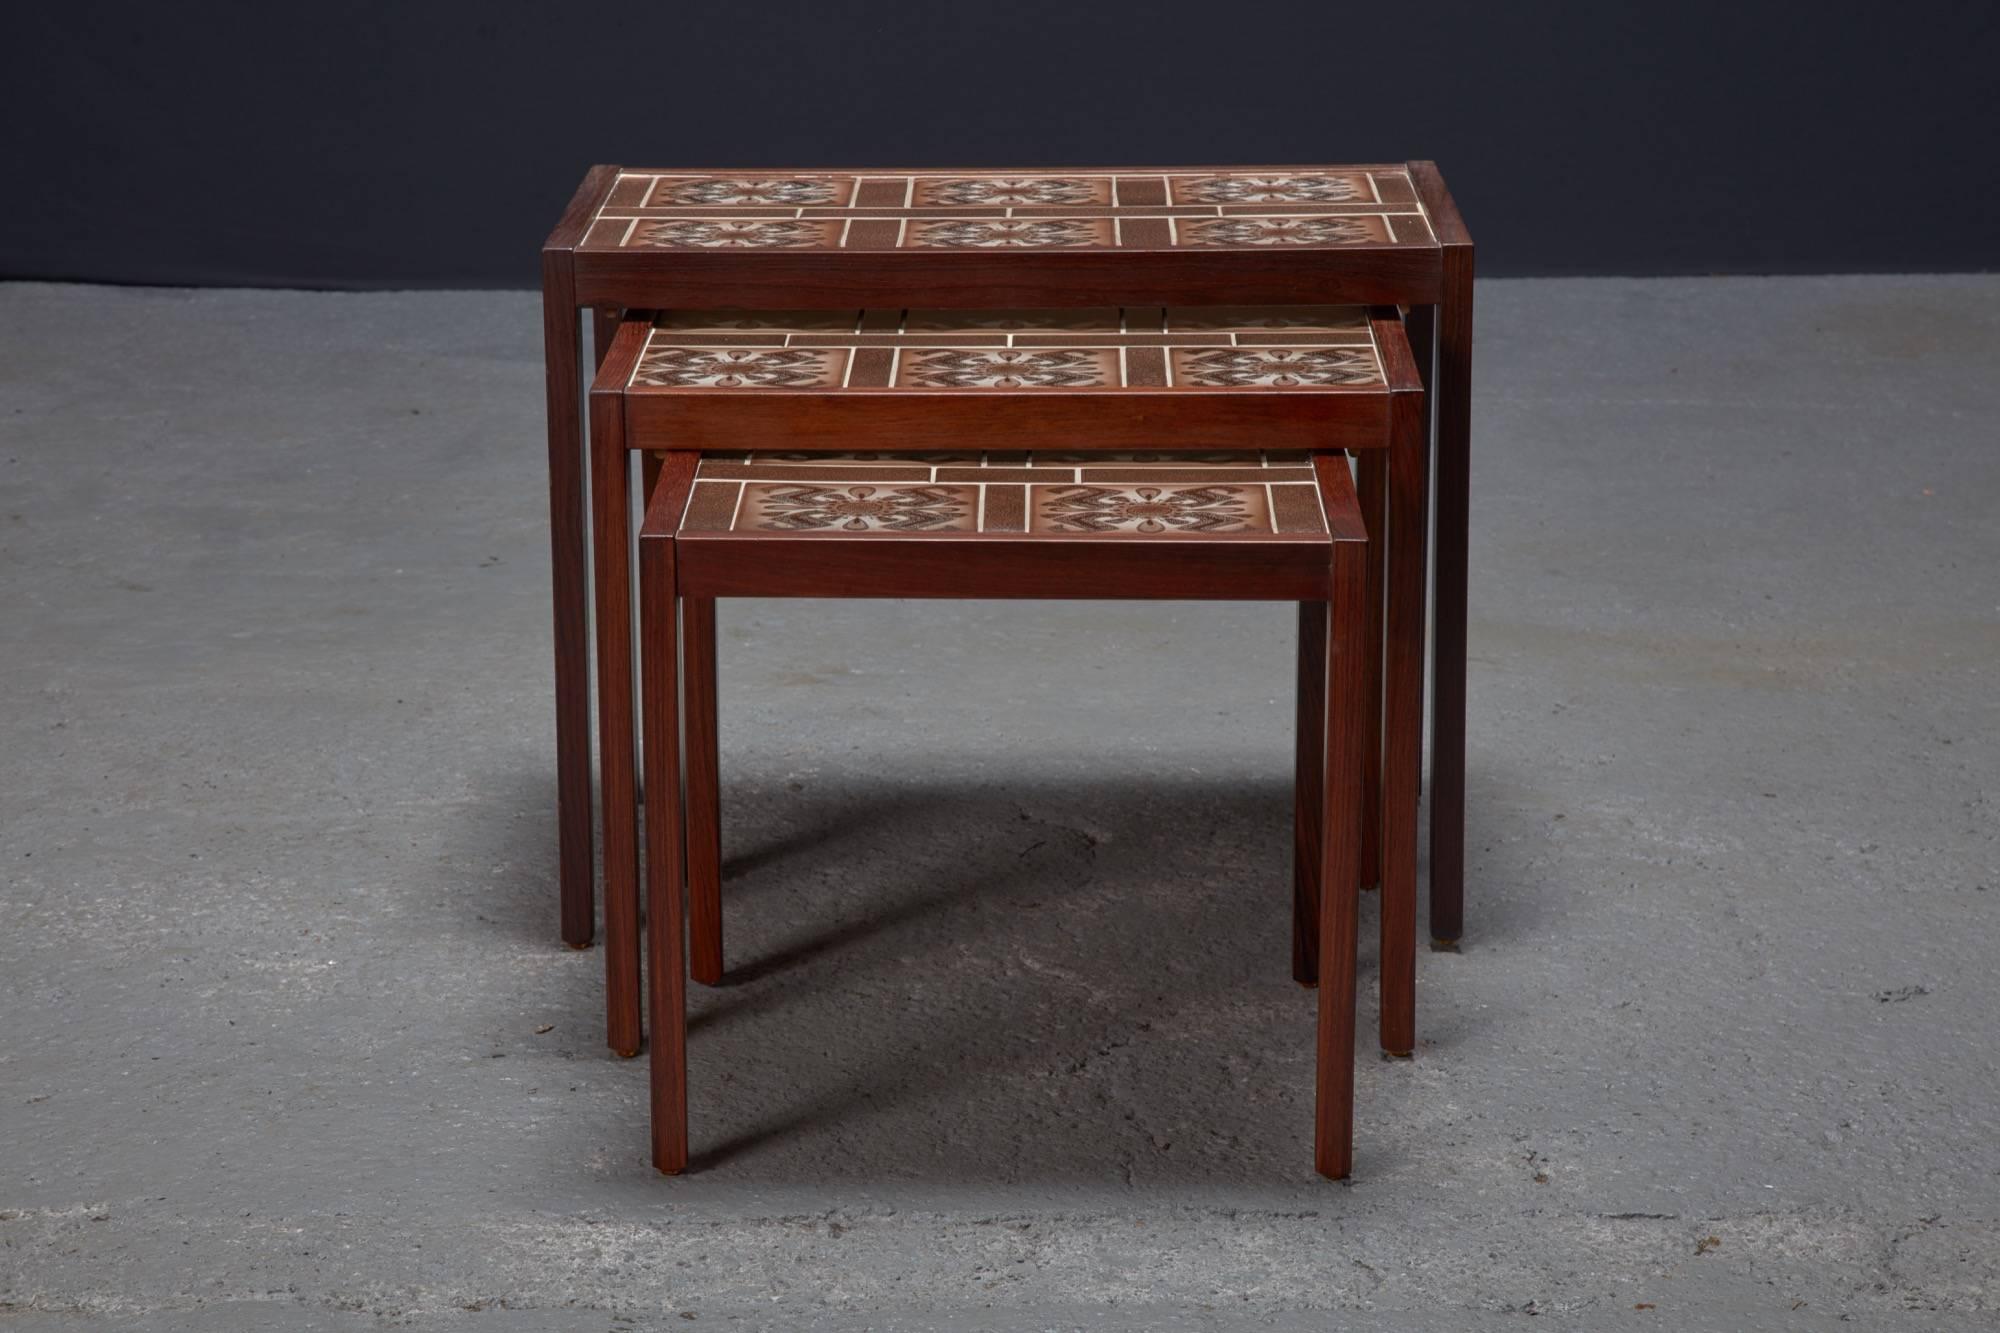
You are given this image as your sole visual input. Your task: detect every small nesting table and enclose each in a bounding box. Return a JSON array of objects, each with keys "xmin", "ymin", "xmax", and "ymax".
[
  {"xmin": 542, "ymin": 164, "xmax": 1475, "ymax": 980},
  {"xmin": 636, "ymin": 446, "xmax": 1378, "ymax": 1177}
]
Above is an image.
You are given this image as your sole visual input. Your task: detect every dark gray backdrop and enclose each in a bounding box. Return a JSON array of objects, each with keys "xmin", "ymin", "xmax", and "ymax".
[{"xmin": 5, "ymin": 1, "xmax": 1996, "ymax": 288}]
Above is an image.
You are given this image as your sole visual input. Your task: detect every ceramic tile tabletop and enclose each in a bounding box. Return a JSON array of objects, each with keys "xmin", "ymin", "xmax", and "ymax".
[
  {"xmin": 581, "ymin": 168, "xmax": 1436, "ymax": 252},
  {"xmin": 668, "ymin": 451, "xmax": 1334, "ymax": 537},
  {"xmin": 630, "ymin": 308, "xmax": 1386, "ymax": 392}
]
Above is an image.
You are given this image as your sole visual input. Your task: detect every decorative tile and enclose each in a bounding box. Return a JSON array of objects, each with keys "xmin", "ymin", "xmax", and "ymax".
[
  {"xmin": 633, "ymin": 347, "xmax": 844, "ymax": 388},
  {"xmin": 917, "ymin": 177, "xmax": 1112, "ymax": 207},
  {"xmin": 1171, "ymin": 347, "xmax": 1382, "ymax": 388},
  {"xmin": 1169, "ymin": 173, "xmax": 1369, "ymax": 204},
  {"xmin": 589, "ymin": 166, "xmax": 1436, "ymax": 252},
  {"xmin": 899, "ymin": 348, "xmax": 1119, "ymax": 389},
  {"xmin": 1031, "ymin": 484, "xmax": 1267, "ymax": 534},
  {"xmin": 905, "ymin": 219, "xmax": 1111, "ymax": 249},
  {"xmin": 636, "ymin": 219, "xmax": 843, "ymax": 249},
  {"xmin": 649, "ymin": 176, "xmax": 852, "ymax": 207},
  {"xmin": 739, "ymin": 483, "xmax": 977, "ymax": 533},
  {"xmin": 1177, "ymin": 216, "xmax": 1383, "ymax": 248}
]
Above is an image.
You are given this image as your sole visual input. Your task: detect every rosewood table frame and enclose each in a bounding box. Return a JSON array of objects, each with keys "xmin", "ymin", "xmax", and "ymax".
[{"xmin": 539, "ymin": 161, "xmax": 1473, "ymax": 1000}]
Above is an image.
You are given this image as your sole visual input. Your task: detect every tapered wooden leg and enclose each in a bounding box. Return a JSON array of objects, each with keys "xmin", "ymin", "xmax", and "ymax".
[
  {"xmin": 685, "ymin": 596, "xmax": 724, "ymax": 985},
  {"xmin": 1380, "ymin": 394, "xmax": 1430, "ymax": 1057},
  {"xmin": 1356, "ymin": 450, "xmax": 1387, "ymax": 894},
  {"xmin": 1427, "ymin": 281, "xmax": 1470, "ymax": 947},
  {"xmin": 1315, "ymin": 540, "xmax": 1367, "ymax": 1180},
  {"xmin": 590, "ymin": 395, "xmax": 642, "ymax": 1057},
  {"xmin": 1292, "ymin": 601, "xmax": 1327, "ymax": 986},
  {"xmin": 642, "ymin": 535, "xmax": 688, "ymax": 1174},
  {"xmin": 543, "ymin": 261, "xmax": 593, "ymax": 949}
]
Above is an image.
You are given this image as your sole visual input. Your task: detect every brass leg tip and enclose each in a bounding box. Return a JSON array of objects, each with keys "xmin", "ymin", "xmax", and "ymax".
[
  {"xmin": 1430, "ymin": 937, "xmax": 1461, "ymax": 953},
  {"xmin": 1381, "ymin": 1048, "xmax": 1414, "ymax": 1061}
]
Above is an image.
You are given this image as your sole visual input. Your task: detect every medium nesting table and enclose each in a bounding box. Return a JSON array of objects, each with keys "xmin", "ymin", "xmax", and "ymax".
[
  {"xmin": 542, "ymin": 164, "xmax": 1475, "ymax": 972},
  {"xmin": 587, "ymin": 305, "xmax": 1429, "ymax": 1068}
]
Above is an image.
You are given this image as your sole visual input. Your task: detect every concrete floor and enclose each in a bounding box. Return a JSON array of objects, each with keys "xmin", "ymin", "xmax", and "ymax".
[{"xmin": 1, "ymin": 274, "xmax": 1996, "ymax": 1330}]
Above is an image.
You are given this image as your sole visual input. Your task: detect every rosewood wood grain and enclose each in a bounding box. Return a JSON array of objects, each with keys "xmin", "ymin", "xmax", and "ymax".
[
  {"xmin": 588, "ymin": 321, "xmax": 660, "ymax": 1057},
  {"xmin": 622, "ymin": 392, "xmax": 1394, "ymax": 457},
  {"xmin": 684, "ymin": 597, "xmax": 723, "ymax": 985},
  {"xmin": 1315, "ymin": 525, "xmax": 1368, "ymax": 1180},
  {"xmin": 675, "ymin": 535, "xmax": 1333, "ymax": 602},
  {"xmin": 1376, "ymin": 390, "xmax": 1428, "ymax": 1058},
  {"xmin": 588, "ymin": 383, "xmax": 640, "ymax": 1057},
  {"xmin": 1416, "ymin": 166, "xmax": 1480, "ymax": 944},
  {"xmin": 1357, "ymin": 448, "xmax": 1386, "ymax": 892},
  {"xmin": 1409, "ymin": 162, "xmax": 1471, "ymax": 949},
  {"xmin": 640, "ymin": 517, "xmax": 688, "ymax": 1174},
  {"xmin": 544, "ymin": 169, "xmax": 618, "ymax": 952},
  {"xmin": 575, "ymin": 249, "xmax": 1440, "ymax": 313},
  {"xmin": 542, "ymin": 253, "xmax": 593, "ymax": 950},
  {"xmin": 1292, "ymin": 600, "xmax": 1326, "ymax": 986}
]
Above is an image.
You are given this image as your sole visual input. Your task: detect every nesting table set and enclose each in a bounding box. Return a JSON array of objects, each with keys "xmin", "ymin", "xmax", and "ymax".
[{"xmin": 540, "ymin": 164, "xmax": 1473, "ymax": 1178}]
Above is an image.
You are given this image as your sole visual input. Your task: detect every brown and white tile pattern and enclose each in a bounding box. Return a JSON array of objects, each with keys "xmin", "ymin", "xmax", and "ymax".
[
  {"xmin": 741, "ymin": 483, "xmax": 976, "ymax": 533},
  {"xmin": 672, "ymin": 452, "xmax": 1331, "ymax": 538},
  {"xmin": 630, "ymin": 308, "xmax": 1385, "ymax": 392},
  {"xmin": 581, "ymin": 166, "xmax": 1436, "ymax": 251}
]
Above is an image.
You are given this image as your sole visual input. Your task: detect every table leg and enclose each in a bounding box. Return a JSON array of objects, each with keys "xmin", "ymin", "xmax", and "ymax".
[
  {"xmin": 542, "ymin": 260, "xmax": 593, "ymax": 949},
  {"xmin": 685, "ymin": 597, "xmax": 724, "ymax": 985},
  {"xmin": 642, "ymin": 533, "xmax": 689, "ymax": 1174},
  {"xmin": 1357, "ymin": 449, "xmax": 1386, "ymax": 894},
  {"xmin": 1428, "ymin": 277, "xmax": 1471, "ymax": 948},
  {"xmin": 1292, "ymin": 600, "xmax": 1326, "ymax": 986},
  {"xmin": 1315, "ymin": 537, "xmax": 1366, "ymax": 1180},
  {"xmin": 591, "ymin": 393, "xmax": 642, "ymax": 1058},
  {"xmin": 1381, "ymin": 393, "xmax": 1429, "ymax": 1057}
]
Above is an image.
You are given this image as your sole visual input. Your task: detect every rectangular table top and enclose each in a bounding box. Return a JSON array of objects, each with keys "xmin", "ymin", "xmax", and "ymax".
[
  {"xmin": 670, "ymin": 451, "xmax": 1339, "ymax": 539},
  {"xmin": 627, "ymin": 306, "xmax": 1386, "ymax": 392},
  {"xmin": 555, "ymin": 164, "xmax": 1465, "ymax": 307},
  {"xmin": 580, "ymin": 166, "xmax": 1437, "ymax": 253}
]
